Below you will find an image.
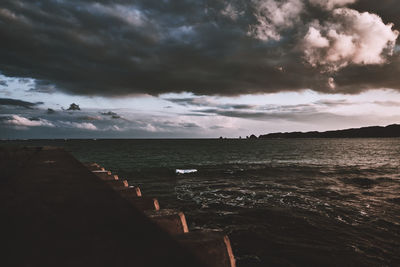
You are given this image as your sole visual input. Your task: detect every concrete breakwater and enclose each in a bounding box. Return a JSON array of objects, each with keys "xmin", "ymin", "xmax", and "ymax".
[{"xmin": 1, "ymin": 146, "xmax": 235, "ymax": 267}]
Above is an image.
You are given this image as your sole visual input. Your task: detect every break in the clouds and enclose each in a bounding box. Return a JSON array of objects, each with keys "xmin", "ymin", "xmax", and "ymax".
[
  {"xmin": 2, "ymin": 89, "xmax": 400, "ymax": 138},
  {"xmin": 0, "ymin": 0, "xmax": 399, "ymax": 96},
  {"xmin": 0, "ymin": 97, "xmax": 215, "ymax": 138}
]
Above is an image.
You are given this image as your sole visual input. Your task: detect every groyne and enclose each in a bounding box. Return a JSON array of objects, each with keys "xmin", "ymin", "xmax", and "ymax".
[{"xmin": 1, "ymin": 146, "xmax": 235, "ymax": 267}]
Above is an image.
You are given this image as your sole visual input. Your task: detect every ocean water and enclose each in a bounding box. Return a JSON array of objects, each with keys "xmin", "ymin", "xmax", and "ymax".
[{"xmin": 3, "ymin": 139, "xmax": 400, "ymax": 266}]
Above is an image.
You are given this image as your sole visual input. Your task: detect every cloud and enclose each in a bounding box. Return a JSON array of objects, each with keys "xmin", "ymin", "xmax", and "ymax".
[
  {"xmin": 225, "ymin": 104, "xmax": 256, "ymax": 109},
  {"xmin": 249, "ymin": 0, "xmax": 304, "ymax": 41},
  {"xmin": 302, "ymin": 8, "xmax": 399, "ymax": 71},
  {"xmin": 105, "ymin": 125, "xmax": 123, "ymax": 131},
  {"xmin": 0, "ymin": 97, "xmax": 212, "ymax": 136},
  {"xmin": 166, "ymin": 97, "xmax": 214, "ymax": 107},
  {"xmin": 210, "ymin": 125, "xmax": 224, "ymax": 130},
  {"xmin": 179, "ymin": 122, "xmax": 200, "ymax": 128},
  {"xmin": 373, "ymin": 100, "xmax": 400, "ymax": 107},
  {"xmin": 328, "ymin": 77, "xmax": 336, "ymax": 89},
  {"xmin": 88, "ymin": 3, "xmax": 146, "ymax": 28},
  {"xmin": 221, "ymin": 3, "xmax": 243, "ymax": 21},
  {"xmin": 183, "ymin": 96, "xmax": 356, "ymax": 121},
  {"xmin": 2, "ymin": 115, "xmax": 54, "ymax": 127},
  {"xmin": 77, "ymin": 115, "xmax": 102, "ymax": 121},
  {"xmin": 167, "ymin": 95, "xmax": 351, "ymax": 113},
  {"xmin": 18, "ymin": 78, "xmax": 31, "ymax": 84},
  {"xmin": 0, "ymin": 0, "xmax": 399, "ymax": 96},
  {"xmin": 101, "ymin": 111, "xmax": 118, "ymax": 116},
  {"xmin": 61, "ymin": 121, "xmax": 97, "ymax": 130},
  {"xmin": 67, "ymin": 103, "xmax": 81, "ymax": 111},
  {"xmin": 166, "ymin": 97, "xmax": 256, "ymax": 110},
  {"xmin": 314, "ymin": 99, "xmax": 349, "ymax": 106},
  {"xmin": 0, "ymin": 80, "xmax": 7, "ymax": 87},
  {"xmin": 2, "ymin": 91, "xmax": 400, "ymax": 138},
  {"xmin": 29, "ymin": 80, "xmax": 57, "ymax": 93},
  {"xmin": 101, "ymin": 111, "xmax": 121, "ymax": 119},
  {"xmin": 191, "ymin": 108, "xmax": 354, "ymax": 123},
  {"xmin": 309, "ymin": 0, "xmax": 357, "ymax": 10},
  {"xmin": 0, "ymin": 98, "xmax": 42, "ymax": 109}
]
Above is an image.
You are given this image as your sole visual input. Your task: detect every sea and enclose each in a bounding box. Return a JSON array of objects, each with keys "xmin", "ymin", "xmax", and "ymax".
[{"xmin": 2, "ymin": 138, "xmax": 400, "ymax": 266}]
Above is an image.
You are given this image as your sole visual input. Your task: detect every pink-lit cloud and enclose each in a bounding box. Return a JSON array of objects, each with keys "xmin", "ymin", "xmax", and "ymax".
[
  {"xmin": 249, "ymin": 0, "xmax": 304, "ymax": 41},
  {"xmin": 302, "ymin": 8, "xmax": 399, "ymax": 71},
  {"xmin": 4, "ymin": 115, "xmax": 54, "ymax": 127}
]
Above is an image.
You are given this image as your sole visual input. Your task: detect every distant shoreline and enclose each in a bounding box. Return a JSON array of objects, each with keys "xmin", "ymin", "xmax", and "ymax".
[
  {"xmin": 258, "ymin": 124, "xmax": 400, "ymax": 139},
  {"xmin": 2, "ymin": 125, "xmax": 400, "ymax": 141}
]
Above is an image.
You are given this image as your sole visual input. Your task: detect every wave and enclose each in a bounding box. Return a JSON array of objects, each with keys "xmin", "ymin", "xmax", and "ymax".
[{"xmin": 176, "ymin": 169, "xmax": 197, "ymax": 174}]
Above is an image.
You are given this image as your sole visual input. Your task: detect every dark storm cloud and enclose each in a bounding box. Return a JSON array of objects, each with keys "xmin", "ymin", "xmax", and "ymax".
[
  {"xmin": 0, "ymin": 98, "xmax": 43, "ymax": 109},
  {"xmin": 0, "ymin": 0, "xmax": 399, "ymax": 96},
  {"xmin": 29, "ymin": 80, "xmax": 56, "ymax": 94}
]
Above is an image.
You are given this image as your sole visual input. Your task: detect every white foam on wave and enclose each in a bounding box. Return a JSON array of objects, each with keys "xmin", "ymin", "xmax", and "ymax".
[{"xmin": 176, "ymin": 169, "xmax": 197, "ymax": 174}]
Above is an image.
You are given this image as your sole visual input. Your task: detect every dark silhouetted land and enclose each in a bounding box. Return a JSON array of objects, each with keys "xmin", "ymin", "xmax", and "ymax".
[{"xmin": 259, "ymin": 124, "xmax": 400, "ymax": 139}]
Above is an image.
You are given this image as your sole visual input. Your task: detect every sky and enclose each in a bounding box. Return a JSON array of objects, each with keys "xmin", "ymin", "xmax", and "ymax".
[{"xmin": 1, "ymin": 0, "xmax": 400, "ymax": 138}]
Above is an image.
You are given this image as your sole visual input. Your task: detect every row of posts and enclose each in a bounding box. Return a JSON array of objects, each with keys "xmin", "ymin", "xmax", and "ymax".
[{"xmin": 84, "ymin": 162, "xmax": 236, "ymax": 267}]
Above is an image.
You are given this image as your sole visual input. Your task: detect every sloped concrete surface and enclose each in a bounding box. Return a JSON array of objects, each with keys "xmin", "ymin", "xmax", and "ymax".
[{"xmin": 0, "ymin": 146, "xmax": 205, "ymax": 267}]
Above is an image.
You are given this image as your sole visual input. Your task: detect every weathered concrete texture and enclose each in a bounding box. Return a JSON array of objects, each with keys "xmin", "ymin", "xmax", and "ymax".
[
  {"xmin": 117, "ymin": 187, "xmax": 142, "ymax": 197},
  {"xmin": 114, "ymin": 186, "xmax": 142, "ymax": 197},
  {"xmin": 124, "ymin": 196, "xmax": 160, "ymax": 211},
  {"xmin": 145, "ymin": 209, "xmax": 189, "ymax": 235},
  {"xmin": 93, "ymin": 171, "xmax": 117, "ymax": 180},
  {"xmin": 176, "ymin": 232, "xmax": 236, "ymax": 267},
  {"xmin": 89, "ymin": 162, "xmax": 236, "ymax": 267},
  {"xmin": 0, "ymin": 146, "xmax": 205, "ymax": 267},
  {"xmin": 103, "ymin": 179, "xmax": 129, "ymax": 190},
  {"xmin": 84, "ymin": 163, "xmax": 105, "ymax": 172}
]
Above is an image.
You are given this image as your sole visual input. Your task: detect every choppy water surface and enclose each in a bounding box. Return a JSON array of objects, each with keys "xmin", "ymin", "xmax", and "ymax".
[{"xmin": 4, "ymin": 139, "xmax": 400, "ymax": 266}]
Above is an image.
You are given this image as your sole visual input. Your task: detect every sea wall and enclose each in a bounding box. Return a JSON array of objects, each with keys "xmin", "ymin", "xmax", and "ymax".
[{"xmin": 1, "ymin": 146, "xmax": 235, "ymax": 267}]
